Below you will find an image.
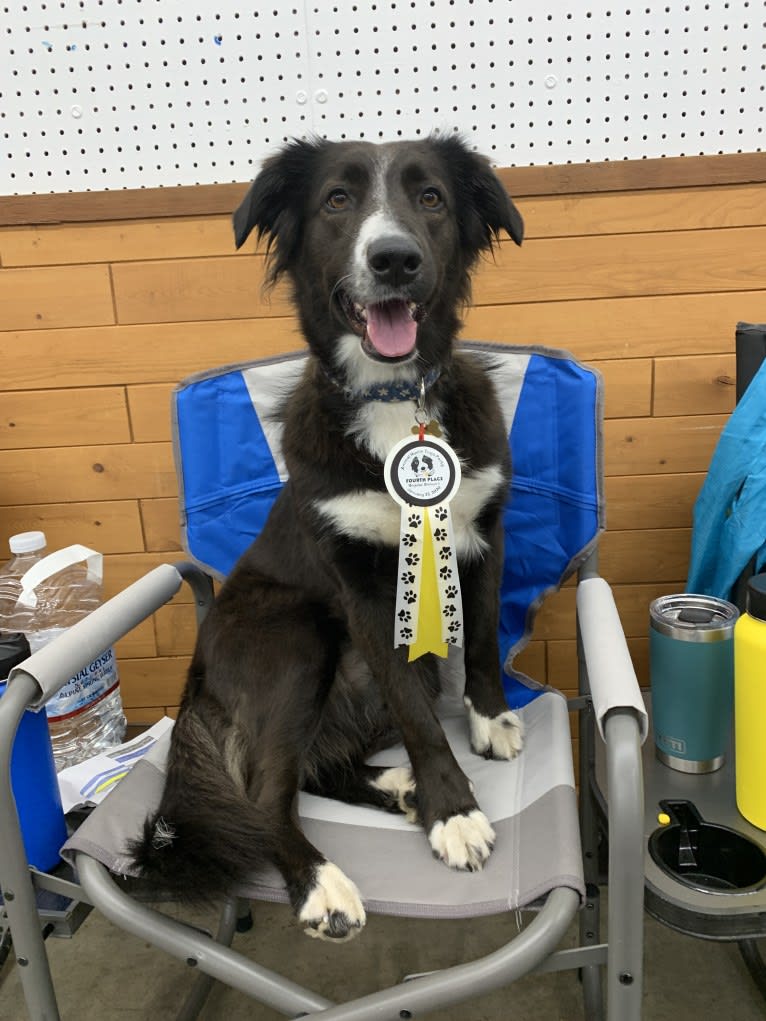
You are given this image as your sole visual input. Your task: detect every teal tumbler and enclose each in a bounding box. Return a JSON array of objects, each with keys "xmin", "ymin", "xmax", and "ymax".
[{"xmin": 650, "ymin": 594, "xmax": 739, "ymax": 774}]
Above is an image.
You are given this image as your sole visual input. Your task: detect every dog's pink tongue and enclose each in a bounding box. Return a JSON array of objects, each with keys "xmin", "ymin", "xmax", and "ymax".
[{"xmin": 365, "ymin": 301, "xmax": 417, "ymax": 358}]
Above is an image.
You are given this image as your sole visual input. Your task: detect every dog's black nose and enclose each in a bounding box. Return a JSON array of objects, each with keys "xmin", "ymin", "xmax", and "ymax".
[{"xmin": 367, "ymin": 235, "xmax": 423, "ymax": 286}]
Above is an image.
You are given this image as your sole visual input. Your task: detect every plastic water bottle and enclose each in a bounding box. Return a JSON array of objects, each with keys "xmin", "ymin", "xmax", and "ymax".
[
  {"xmin": 734, "ymin": 573, "xmax": 766, "ymax": 830},
  {"xmin": 0, "ymin": 531, "xmax": 50, "ymax": 630},
  {"xmin": 0, "ymin": 533, "xmax": 126, "ymax": 770}
]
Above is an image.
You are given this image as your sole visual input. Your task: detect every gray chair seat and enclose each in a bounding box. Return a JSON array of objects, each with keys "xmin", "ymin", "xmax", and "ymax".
[{"xmin": 63, "ymin": 690, "xmax": 584, "ymax": 920}]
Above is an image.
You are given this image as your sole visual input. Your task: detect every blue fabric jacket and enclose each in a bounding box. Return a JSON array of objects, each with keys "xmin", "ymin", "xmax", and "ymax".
[{"xmin": 687, "ymin": 359, "xmax": 766, "ymax": 601}]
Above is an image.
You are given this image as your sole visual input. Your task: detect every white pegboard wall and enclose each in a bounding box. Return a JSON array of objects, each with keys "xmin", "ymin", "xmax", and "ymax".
[{"xmin": 1, "ymin": 0, "xmax": 764, "ymax": 195}]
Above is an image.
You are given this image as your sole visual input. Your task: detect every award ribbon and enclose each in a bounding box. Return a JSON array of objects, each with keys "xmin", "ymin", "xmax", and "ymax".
[{"xmin": 384, "ymin": 433, "xmax": 464, "ymax": 660}]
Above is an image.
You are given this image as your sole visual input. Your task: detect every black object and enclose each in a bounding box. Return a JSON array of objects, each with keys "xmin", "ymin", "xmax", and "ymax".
[
  {"xmin": 0, "ymin": 632, "xmax": 31, "ymax": 679},
  {"xmin": 649, "ymin": 801, "xmax": 766, "ymax": 894},
  {"xmin": 745, "ymin": 574, "xmax": 766, "ymax": 622},
  {"xmin": 677, "ymin": 607, "xmax": 715, "ymax": 625},
  {"xmin": 731, "ymin": 324, "xmax": 766, "ymax": 611},
  {"xmin": 735, "ymin": 322, "xmax": 766, "ymax": 403}
]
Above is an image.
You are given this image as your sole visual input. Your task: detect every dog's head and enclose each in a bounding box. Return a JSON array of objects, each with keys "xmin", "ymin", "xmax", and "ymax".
[{"xmin": 233, "ymin": 135, "xmax": 523, "ymax": 387}]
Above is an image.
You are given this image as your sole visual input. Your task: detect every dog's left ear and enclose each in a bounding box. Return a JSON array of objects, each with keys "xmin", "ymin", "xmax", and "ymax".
[{"xmin": 434, "ymin": 136, "xmax": 524, "ymax": 252}]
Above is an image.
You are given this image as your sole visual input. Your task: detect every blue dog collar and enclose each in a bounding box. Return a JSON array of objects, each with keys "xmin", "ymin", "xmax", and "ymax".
[{"xmin": 328, "ymin": 366, "xmax": 441, "ymax": 403}]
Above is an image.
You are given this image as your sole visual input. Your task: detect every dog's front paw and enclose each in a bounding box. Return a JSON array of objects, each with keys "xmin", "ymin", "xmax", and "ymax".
[
  {"xmin": 465, "ymin": 698, "xmax": 524, "ymax": 760},
  {"xmin": 428, "ymin": 810, "xmax": 495, "ymax": 872},
  {"xmin": 298, "ymin": 862, "xmax": 366, "ymax": 942}
]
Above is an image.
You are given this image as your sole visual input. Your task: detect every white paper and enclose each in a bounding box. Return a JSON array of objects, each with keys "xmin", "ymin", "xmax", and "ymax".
[{"xmin": 57, "ymin": 716, "xmax": 174, "ymax": 814}]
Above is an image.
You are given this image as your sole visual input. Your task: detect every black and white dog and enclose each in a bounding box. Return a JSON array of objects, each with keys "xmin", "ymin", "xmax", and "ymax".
[{"xmin": 131, "ymin": 135, "xmax": 525, "ymax": 942}]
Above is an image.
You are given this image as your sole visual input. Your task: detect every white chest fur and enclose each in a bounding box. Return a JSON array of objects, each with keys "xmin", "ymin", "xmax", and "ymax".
[{"xmin": 315, "ymin": 401, "xmax": 505, "ymax": 560}]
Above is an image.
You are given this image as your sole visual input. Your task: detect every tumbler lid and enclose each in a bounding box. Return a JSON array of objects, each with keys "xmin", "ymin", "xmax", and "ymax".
[
  {"xmin": 746, "ymin": 574, "xmax": 766, "ymax": 622},
  {"xmin": 650, "ymin": 594, "xmax": 739, "ymax": 642}
]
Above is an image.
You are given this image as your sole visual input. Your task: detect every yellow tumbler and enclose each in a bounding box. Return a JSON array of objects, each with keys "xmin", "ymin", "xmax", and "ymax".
[{"xmin": 735, "ymin": 574, "xmax": 766, "ymax": 830}]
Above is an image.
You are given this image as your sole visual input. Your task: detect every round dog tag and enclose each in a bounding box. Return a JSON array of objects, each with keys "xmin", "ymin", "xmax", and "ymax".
[{"xmin": 384, "ymin": 435, "xmax": 461, "ymax": 508}]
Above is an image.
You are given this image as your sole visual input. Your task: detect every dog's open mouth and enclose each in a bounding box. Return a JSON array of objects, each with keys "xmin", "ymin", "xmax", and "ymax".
[{"xmin": 339, "ymin": 293, "xmax": 425, "ymax": 361}]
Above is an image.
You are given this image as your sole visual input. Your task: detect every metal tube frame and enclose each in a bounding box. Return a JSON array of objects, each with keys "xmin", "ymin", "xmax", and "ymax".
[
  {"xmin": 0, "ymin": 563, "xmax": 211, "ymax": 1021},
  {"xmin": 0, "ymin": 672, "xmax": 61, "ymax": 1020},
  {"xmin": 76, "ymin": 853, "xmax": 579, "ymax": 1021},
  {"xmin": 603, "ymin": 710, "xmax": 645, "ymax": 1020},
  {"xmin": 576, "ymin": 547, "xmax": 645, "ymax": 1021}
]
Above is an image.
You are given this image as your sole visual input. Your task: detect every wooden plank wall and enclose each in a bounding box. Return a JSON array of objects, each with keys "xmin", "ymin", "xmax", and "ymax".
[{"xmin": 1, "ymin": 154, "xmax": 765, "ymax": 728}]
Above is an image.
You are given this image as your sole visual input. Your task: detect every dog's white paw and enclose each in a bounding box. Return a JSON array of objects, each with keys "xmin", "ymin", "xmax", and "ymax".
[
  {"xmin": 298, "ymin": 862, "xmax": 366, "ymax": 942},
  {"xmin": 428, "ymin": 810, "xmax": 495, "ymax": 872},
  {"xmin": 465, "ymin": 698, "xmax": 524, "ymax": 760},
  {"xmin": 371, "ymin": 765, "xmax": 418, "ymax": 823}
]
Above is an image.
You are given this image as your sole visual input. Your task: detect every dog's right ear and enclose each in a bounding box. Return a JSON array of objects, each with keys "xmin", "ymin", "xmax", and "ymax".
[{"xmin": 232, "ymin": 139, "xmax": 324, "ymax": 282}]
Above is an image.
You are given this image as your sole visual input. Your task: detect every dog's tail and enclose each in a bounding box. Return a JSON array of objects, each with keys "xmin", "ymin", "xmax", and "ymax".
[{"xmin": 127, "ymin": 708, "xmax": 276, "ymax": 900}]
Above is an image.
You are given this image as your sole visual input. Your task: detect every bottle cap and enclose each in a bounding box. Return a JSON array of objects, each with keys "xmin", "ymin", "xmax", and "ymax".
[
  {"xmin": 746, "ymin": 574, "xmax": 766, "ymax": 623},
  {"xmin": 0, "ymin": 632, "xmax": 31, "ymax": 679},
  {"xmin": 8, "ymin": 531, "xmax": 47, "ymax": 554}
]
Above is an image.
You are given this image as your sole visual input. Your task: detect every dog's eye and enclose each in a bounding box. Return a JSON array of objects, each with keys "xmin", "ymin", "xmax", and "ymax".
[
  {"xmin": 326, "ymin": 189, "xmax": 350, "ymax": 210},
  {"xmin": 420, "ymin": 188, "xmax": 443, "ymax": 209}
]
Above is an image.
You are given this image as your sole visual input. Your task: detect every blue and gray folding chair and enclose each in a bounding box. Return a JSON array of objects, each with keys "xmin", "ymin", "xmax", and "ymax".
[{"xmin": 0, "ymin": 342, "xmax": 646, "ymax": 1020}]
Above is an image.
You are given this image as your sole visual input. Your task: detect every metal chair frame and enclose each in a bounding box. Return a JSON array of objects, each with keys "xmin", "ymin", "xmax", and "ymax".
[{"xmin": 0, "ymin": 547, "xmax": 644, "ymax": 1020}]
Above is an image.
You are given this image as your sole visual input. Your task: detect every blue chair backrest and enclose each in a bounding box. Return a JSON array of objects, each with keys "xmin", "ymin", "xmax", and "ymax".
[{"xmin": 173, "ymin": 342, "xmax": 604, "ymax": 707}]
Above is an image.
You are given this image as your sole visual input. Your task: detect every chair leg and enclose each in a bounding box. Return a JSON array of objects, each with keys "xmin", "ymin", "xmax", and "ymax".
[
  {"xmin": 579, "ymin": 883, "xmax": 605, "ymax": 1021},
  {"xmin": 604, "ymin": 711, "xmax": 645, "ymax": 1021},
  {"xmin": 0, "ymin": 677, "xmax": 62, "ymax": 1021},
  {"xmin": 738, "ymin": 939, "xmax": 766, "ymax": 1001},
  {"xmin": 578, "ymin": 685, "xmax": 606, "ymax": 1018},
  {"xmin": 236, "ymin": 899, "xmax": 253, "ymax": 933},
  {"xmin": 176, "ymin": 971, "xmax": 216, "ymax": 1021},
  {"xmin": 174, "ymin": 897, "xmax": 245, "ymax": 1021}
]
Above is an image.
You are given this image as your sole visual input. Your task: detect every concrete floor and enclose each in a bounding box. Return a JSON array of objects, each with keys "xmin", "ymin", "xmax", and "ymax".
[{"xmin": 0, "ymin": 893, "xmax": 764, "ymax": 1020}]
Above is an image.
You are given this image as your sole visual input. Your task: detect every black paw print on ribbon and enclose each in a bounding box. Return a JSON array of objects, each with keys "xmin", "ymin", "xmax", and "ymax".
[
  {"xmin": 434, "ymin": 508, "xmax": 448, "ymax": 521},
  {"xmin": 439, "ymin": 566, "xmax": 453, "ymax": 580},
  {"xmin": 445, "ymin": 584, "xmax": 458, "ymax": 599},
  {"xmin": 433, "ymin": 527, "xmax": 447, "ymax": 542},
  {"xmin": 443, "ymin": 603, "xmax": 457, "ymax": 618},
  {"xmin": 398, "ymin": 609, "xmax": 412, "ymax": 623},
  {"xmin": 408, "ymin": 513, "xmax": 421, "ymax": 528},
  {"xmin": 403, "ymin": 590, "xmax": 417, "ymax": 604},
  {"xmin": 401, "ymin": 571, "xmax": 415, "ymax": 585},
  {"xmin": 405, "ymin": 552, "xmax": 420, "ymax": 566},
  {"xmin": 439, "ymin": 546, "xmax": 453, "ymax": 561},
  {"xmin": 447, "ymin": 635, "xmax": 459, "ymax": 644},
  {"xmin": 400, "ymin": 627, "xmax": 414, "ymax": 640},
  {"xmin": 402, "ymin": 533, "xmax": 417, "ymax": 547},
  {"xmin": 448, "ymin": 621, "xmax": 461, "ymax": 634}
]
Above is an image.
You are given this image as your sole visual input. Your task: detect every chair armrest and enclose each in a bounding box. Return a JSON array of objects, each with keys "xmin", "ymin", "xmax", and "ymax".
[
  {"xmin": 578, "ymin": 575, "xmax": 646, "ymax": 1019},
  {"xmin": 576, "ymin": 576, "xmax": 648, "ymax": 744},
  {"xmin": 6, "ymin": 562, "xmax": 207, "ymax": 713}
]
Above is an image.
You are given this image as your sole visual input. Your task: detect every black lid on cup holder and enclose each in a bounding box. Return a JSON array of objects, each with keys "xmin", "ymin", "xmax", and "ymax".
[{"xmin": 649, "ymin": 800, "xmax": 766, "ymax": 895}]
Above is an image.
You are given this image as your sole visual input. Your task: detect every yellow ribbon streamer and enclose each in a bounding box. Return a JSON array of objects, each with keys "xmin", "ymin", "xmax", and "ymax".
[{"xmin": 408, "ymin": 521, "xmax": 449, "ymax": 661}]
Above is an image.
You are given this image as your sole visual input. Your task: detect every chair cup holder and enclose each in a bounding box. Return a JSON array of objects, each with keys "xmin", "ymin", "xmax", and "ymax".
[{"xmin": 649, "ymin": 800, "xmax": 766, "ymax": 895}]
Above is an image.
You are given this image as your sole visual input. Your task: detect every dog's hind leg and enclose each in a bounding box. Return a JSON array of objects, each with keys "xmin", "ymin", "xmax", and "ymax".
[
  {"xmin": 268, "ymin": 818, "xmax": 367, "ymax": 942},
  {"xmin": 241, "ymin": 682, "xmax": 369, "ymax": 942},
  {"xmin": 177, "ymin": 574, "xmax": 369, "ymax": 943},
  {"xmin": 304, "ymin": 762, "xmax": 418, "ymax": 823}
]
